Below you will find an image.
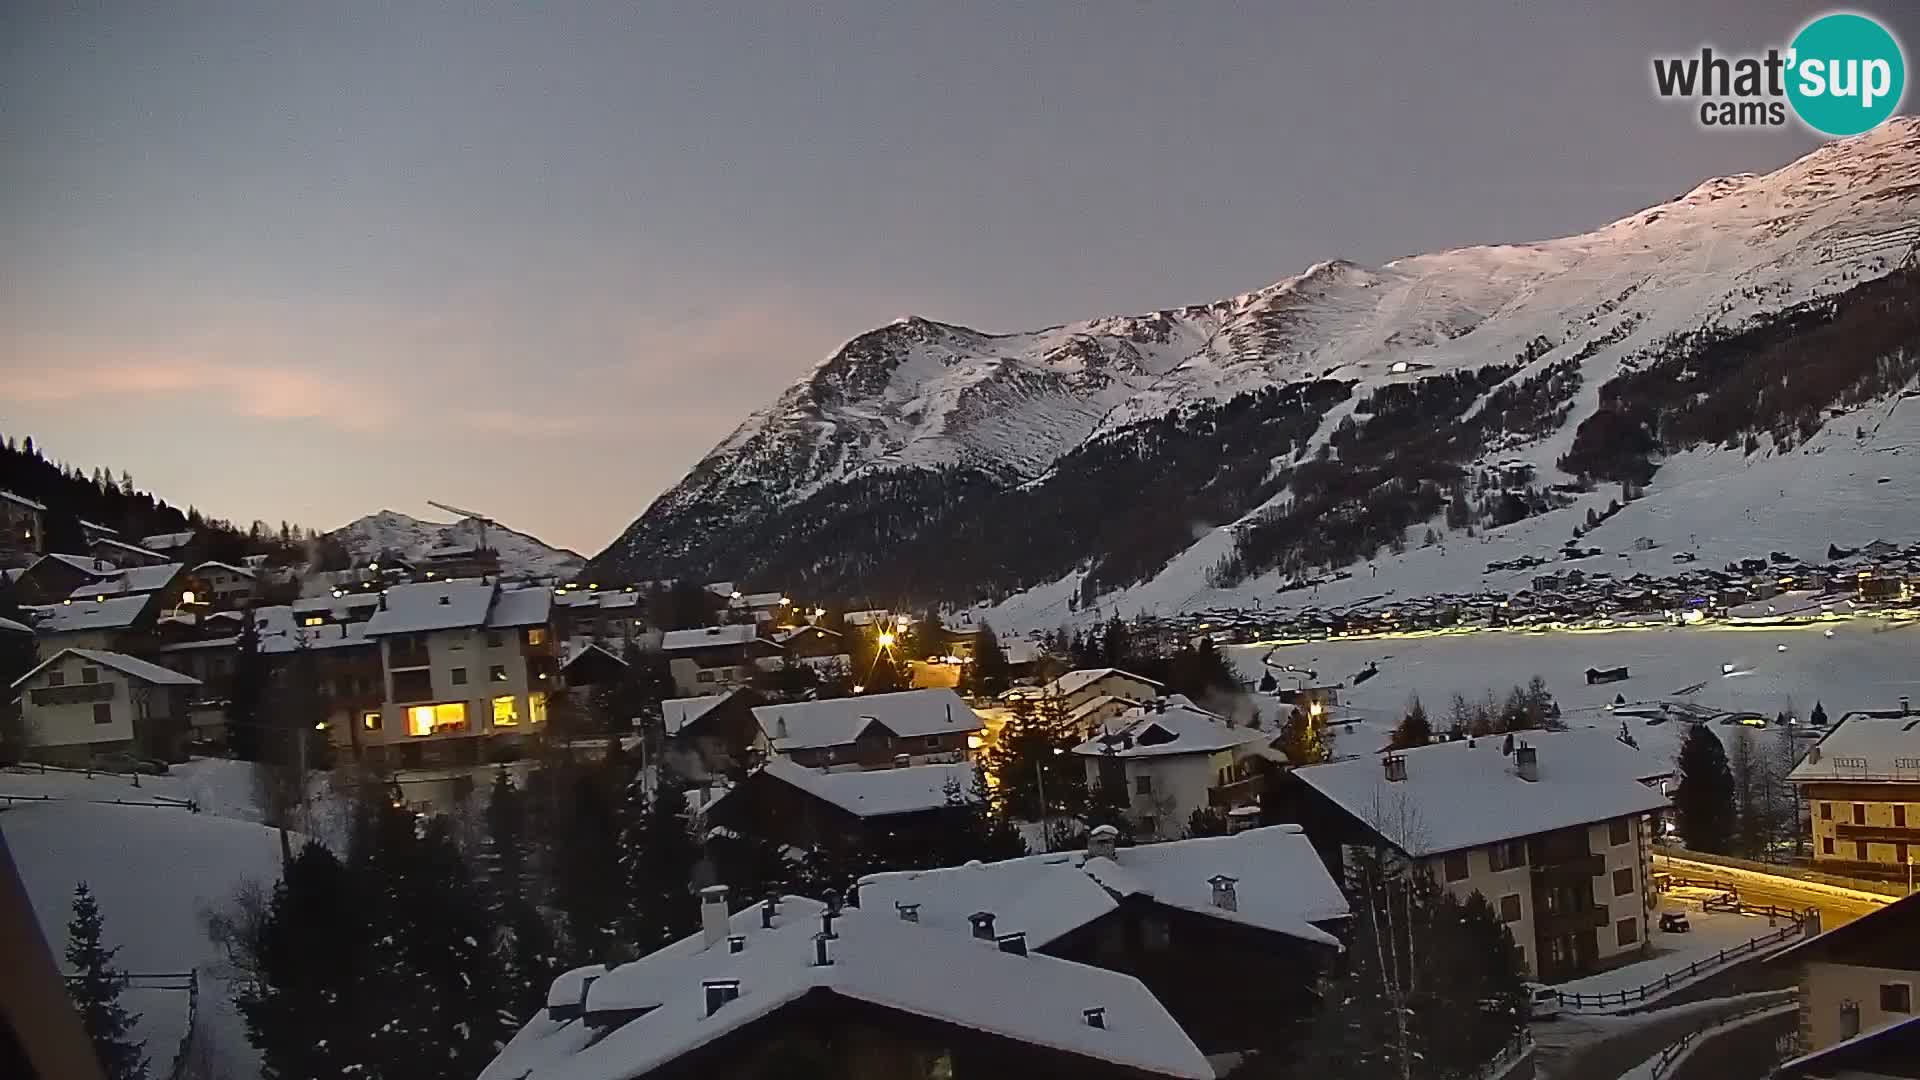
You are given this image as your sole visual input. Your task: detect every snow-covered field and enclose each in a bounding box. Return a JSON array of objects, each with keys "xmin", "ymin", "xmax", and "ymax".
[
  {"xmin": 1555, "ymin": 907, "xmax": 1796, "ymax": 1004},
  {"xmin": 1, "ymin": 757, "xmax": 267, "ymax": 822},
  {"xmin": 4, "ymin": 799, "xmax": 286, "ymax": 1080},
  {"xmin": 1227, "ymin": 617, "xmax": 1920, "ymax": 740}
]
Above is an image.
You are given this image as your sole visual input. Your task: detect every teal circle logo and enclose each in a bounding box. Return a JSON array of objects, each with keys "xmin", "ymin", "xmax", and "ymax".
[{"xmin": 1787, "ymin": 13, "xmax": 1906, "ymax": 136}]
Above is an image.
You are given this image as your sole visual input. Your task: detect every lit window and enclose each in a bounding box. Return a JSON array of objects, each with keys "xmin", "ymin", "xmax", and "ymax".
[
  {"xmin": 303, "ymin": 616, "xmax": 325, "ymax": 627},
  {"xmin": 493, "ymin": 695, "xmax": 519, "ymax": 727},
  {"xmin": 407, "ymin": 702, "xmax": 467, "ymax": 736},
  {"xmin": 529, "ymin": 692, "xmax": 547, "ymax": 725},
  {"xmin": 362, "ymin": 711, "xmax": 382, "ymax": 731},
  {"xmin": 526, "ymin": 627, "xmax": 547, "ymax": 647}
]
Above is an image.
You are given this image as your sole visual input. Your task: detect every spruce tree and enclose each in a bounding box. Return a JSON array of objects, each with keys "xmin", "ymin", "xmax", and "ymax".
[
  {"xmin": 980, "ymin": 697, "xmax": 1081, "ymax": 822},
  {"xmin": 1280, "ymin": 706, "xmax": 1329, "ymax": 765},
  {"xmin": 1674, "ymin": 724, "xmax": 1736, "ymax": 853},
  {"xmin": 1391, "ymin": 696, "xmax": 1432, "ymax": 750},
  {"xmin": 237, "ymin": 843, "xmax": 367, "ymax": 1080},
  {"xmin": 1810, "ymin": 700, "xmax": 1828, "ymax": 726},
  {"xmin": 617, "ymin": 774, "xmax": 701, "ymax": 954},
  {"xmin": 65, "ymin": 883, "xmax": 147, "ymax": 1080},
  {"xmin": 485, "ymin": 768, "xmax": 561, "ymax": 1024},
  {"xmin": 967, "ymin": 621, "xmax": 1011, "ymax": 698},
  {"xmin": 225, "ymin": 612, "xmax": 269, "ymax": 761}
]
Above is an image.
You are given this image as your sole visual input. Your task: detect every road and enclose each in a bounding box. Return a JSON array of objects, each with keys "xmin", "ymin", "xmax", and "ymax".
[{"xmin": 1655, "ymin": 854, "xmax": 1893, "ymax": 929}]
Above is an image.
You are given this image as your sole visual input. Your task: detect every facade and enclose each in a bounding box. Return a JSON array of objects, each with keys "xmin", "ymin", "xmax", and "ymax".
[
  {"xmin": 552, "ymin": 587, "xmax": 649, "ymax": 649},
  {"xmin": 663, "ymin": 688, "xmax": 763, "ymax": 778},
  {"xmin": 1071, "ymin": 697, "xmax": 1282, "ymax": 840},
  {"xmin": 753, "ymin": 688, "xmax": 981, "ymax": 771},
  {"xmin": 1772, "ymin": 893, "xmax": 1920, "ymax": 1059},
  {"xmin": 1789, "ymin": 708, "xmax": 1920, "ymax": 878},
  {"xmin": 86, "ymin": 537, "xmax": 171, "ymax": 569},
  {"xmin": 660, "ymin": 624, "xmax": 783, "ymax": 696},
  {"xmin": 0, "ymin": 490, "xmax": 46, "ymax": 568},
  {"xmin": 186, "ymin": 561, "xmax": 258, "ymax": 608},
  {"xmin": 1045, "ymin": 668, "xmax": 1164, "ymax": 715},
  {"xmin": 361, "ymin": 580, "xmax": 557, "ymax": 765},
  {"xmin": 20, "ymin": 593, "xmax": 159, "ymax": 653},
  {"xmin": 11, "ymin": 648, "xmax": 199, "ymax": 765},
  {"xmin": 1289, "ymin": 730, "xmax": 1668, "ymax": 981},
  {"xmin": 11, "ymin": 553, "xmax": 119, "ymax": 605}
]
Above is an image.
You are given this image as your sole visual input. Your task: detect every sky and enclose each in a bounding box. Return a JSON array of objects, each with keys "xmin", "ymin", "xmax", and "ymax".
[{"xmin": 3, "ymin": 1, "xmax": 1914, "ymax": 556}]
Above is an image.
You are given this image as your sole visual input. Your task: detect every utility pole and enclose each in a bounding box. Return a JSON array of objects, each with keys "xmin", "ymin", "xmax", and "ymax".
[{"xmin": 1035, "ymin": 756, "xmax": 1049, "ymax": 853}]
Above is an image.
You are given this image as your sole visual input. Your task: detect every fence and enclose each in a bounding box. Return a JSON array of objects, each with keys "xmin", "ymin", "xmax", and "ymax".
[
  {"xmin": 1647, "ymin": 993, "xmax": 1797, "ymax": 1080},
  {"xmin": 1557, "ymin": 903, "xmax": 1809, "ymax": 1011},
  {"xmin": 61, "ymin": 969, "xmax": 200, "ymax": 1080},
  {"xmin": 1473, "ymin": 1032, "xmax": 1535, "ymax": 1080}
]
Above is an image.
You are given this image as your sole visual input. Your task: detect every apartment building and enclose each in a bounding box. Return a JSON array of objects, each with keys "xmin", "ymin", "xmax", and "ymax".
[
  {"xmin": 659, "ymin": 624, "xmax": 782, "ymax": 696},
  {"xmin": 1291, "ymin": 728, "xmax": 1668, "ymax": 981},
  {"xmin": 1773, "ymin": 892, "xmax": 1920, "ymax": 1061},
  {"xmin": 1789, "ymin": 706, "xmax": 1920, "ymax": 878},
  {"xmin": 1071, "ymin": 696, "xmax": 1282, "ymax": 840},
  {"xmin": 0, "ymin": 490, "xmax": 46, "ymax": 568},
  {"xmin": 362, "ymin": 580, "xmax": 557, "ymax": 766},
  {"xmin": 11, "ymin": 647, "xmax": 199, "ymax": 765}
]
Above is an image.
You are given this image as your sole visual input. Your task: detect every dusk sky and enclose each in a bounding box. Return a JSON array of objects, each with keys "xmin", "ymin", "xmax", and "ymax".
[{"xmin": 4, "ymin": 2, "xmax": 1913, "ymax": 556}]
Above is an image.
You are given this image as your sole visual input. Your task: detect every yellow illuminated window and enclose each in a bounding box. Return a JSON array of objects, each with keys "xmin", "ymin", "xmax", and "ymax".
[
  {"xmin": 529, "ymin": 691, "xmax": 548, "ymax": 725},
  {"xmin": 526, "ymin": 627, "xmax": 547, "ymax": 647},
  {"xmin": 492, "ymin": 695, "xmax": 519, "ymax": 727},
  {"xmin": 362, "ymin": 711, "xmax": 382, "ymax": 731},
  {"xmin": 407, "ymin": 702, "xmax": 467, "ymax": 737},
  {"xmin": 302, "ymin": 616, "xmax": 325, "ymax": 627}
]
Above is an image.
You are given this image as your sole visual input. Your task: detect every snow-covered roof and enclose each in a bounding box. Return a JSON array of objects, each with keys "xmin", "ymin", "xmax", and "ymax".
[
  {"xmin": 138, "ymin": 530, "xmax": 195, "ymax": 551},
  {"xmin": 1047, "ymin": 667, "xmax": 1164, "ymax": 699},
  {"xmin": 26, "ymin": 595, "xmax": 152, "ymax": 633},
  {"xmin": 1070, "ymin": 699, "xmax": 1273, "ymax": 760},
  {"xmin": 724, "ymin": 758, "xmax": 977, "ymax": 819},
  {"xmin": 555, "ymin": 588, "xmax": 641, "ymax": 610},
  {"xmin": 89, "ymin": 537, "xmax": 160, "ymax": 560},
  {"xmin": 753, "ymin": 688, "xmax": 981, "ymax": 751},
  {"xmin": 1291, "ymin": 730, "xmax": 1670, "ymax": 857},
  {"xmin": 289, "ymin": 592, "xmax": 383, "ymax": 614},
  {"xmin": 771, "ymin": 624, "xmax": 841, "ymax": 644},
  {"xmin": 12, "ymin": 647, "xmax": 199, "ymax": 690},
  {"xmin": 1788, "ymin": 711, "xmax": 1920, "ymax": 784},
  {"xmin": 735, "ymin": 590, "xmax": 784, "ymax": 608},
  {"xmin": 0, "ymin": 615, "xmax": 32, "ymax": 635},
  {"xmin": 562, "ymin": 640, "xmax": 628, "ymax": 671},
  {"xmin": 1066, "ymin": 693, "xmax": 1130, "ymax": 724},
  {"xmin": 69, "ymin": 563, "xmax": 184, "ymax": 600},
  {"xmin": 189, "ymin": 560, "xmax": 255, "ymax": 578},
  {"xmin": 860, "ymin": 824, "xmax": 1349, "ymax": 951},
  {"xmin": 486, "ymin": 586, "xmax": 553, "ymax": 629},
  {"xmin": 660, "ymin": 624, "xmax": 763, "ymax": 651},
  {"xmin": 663, "ymin": 693, "xmax": 733, "ymax": 736},
  {"xmin": 39, "ymin": 553, "xmax": 118, "ymax": 579},
  {"xmin": 248, "ymin": 605, "xmax": 376, "ymax": 654},
  {"xmin": 364, "ymin": 579, "xmax": 496, "ymax": 635},
  {"xmin": 78, "ymin": 519, "xmax": 117, "ymax": 535},
  {"xmin": 0, "ymin": 489, "xmax": 46, "ymax": 511},
  {"xmin": 484, "ymin": 895, "xmax": 1211, "ymax": 1080},
  {"xmin": 1003, "ymin": 639, "xmax": 1046, "ymax": 666}
]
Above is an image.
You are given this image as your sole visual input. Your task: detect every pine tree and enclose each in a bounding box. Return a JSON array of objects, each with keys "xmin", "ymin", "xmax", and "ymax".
[
  {"xmin": 1280, "ymin": 706, "xmax": 1329, "ymax": 765},
  {"xmin": 225, "ymin": 612, "xmax": 269, "ymax": 761},
  {"xmin": 617, "ymin": 773, "xmax": 701, "ymax": 955},
  {"xmin": 980, "ymin": 697, "xmax": 1080, "ymax": 821},
  {"xmin": 1674, "ymin": 724, "xmax": 1736, "ymax": 853},
  {"xmin": 485, "ymin": 768, "xmax": 561, "ymax": 1024},
  {"xmin": 551, "ymin": 750, "xmax": 627, "ymax": 964},
  {"xmin": 1186, "ymin": 806, "xmax": 1229, "ymax": 838},
  {"xmin": 1390, "ymin": 696, "xmax": 1431, "ymax": 750},
  {"xmin": 1811, "ymin": 700, "xmax": 1828, "ymax": 726},
  {"xmin": 928, "ymin": 765, "xmax": 1027, "ymax": 866},
  {"xmin": 65, "ymin": 883, "xmax": 147, "ymax": 1080},
  {"xmin": 966, "ymin": 621, "xmax": 1010, "ymax": 698},
  {"xmin": 237, "ymin": 843, "xmax": 368, "ymax": 1080}
]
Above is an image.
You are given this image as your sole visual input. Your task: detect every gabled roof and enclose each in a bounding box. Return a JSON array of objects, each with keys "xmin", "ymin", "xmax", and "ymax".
[
  {"xmin": 0, "ymin": 489, "xmax": 46, "ymax": 511},
  {"xmin": 662, "ymin": 692, "xmax": 734, "ymax": 736},
  {"xmin": 1071, "ymin": 698, "xmax": 1272, "ymax": 760},
  {"xmin": 1047, "ymin": 667, "xmax": 1164, "ymax": 699},
  {"xmin": 37, "ymin": 553, "xmax": 119, "ymax": 579},
  {"xmin": 1293, "ymin": 728, "xmax": 1669, "ymax": 857},
  {"xmin": 138, "ymin": 530, "xmax": 196, "ymax": 551},
  {"xmin": 0, "ymin": 615, "xmax": 32, "ymax": 635},
  {"xmin": 752, "ymin": 688, "xmax": 981, "ymax": 751},
  {"xmin": 89, "ymin": 536, "xmax": 161, "ymax": 561},
  {"xmin": 68, "ymin": 563, "xmax": 184, "ymax": 599},
  {"xmin": 364, "ymin": 579, "xmax": 497, "ymax": 635},
  {"xmin": 1771, "ymin": 891, "xmax": 1920, "ymax": 970},
  {"xmin": 1772, "ymin": 1013, "xmax": 1920, "ymax": 1079},
  {"xmin": 1788, "ymin": 711, "xmax": 1920, "ymax": 784},
  {"xmin": 660, "ymin": 624, "xmax": 763, "ymax": 651},
  {"xmin": 12, "ymin": 647, "xmax": 199, "ymax": 690},
  {"xmin": 189, "ymin": 560, "xmax": 256, "ymax": 578},
  {"xmin": 564, "ymin": 641, "xmax": 629, "ymax": 672},
  {"xmin": 25, "ymin": 595, "xmax": 153, "ymax": 633},
  {"xmin": 860, "ymin": 824, "xmax": 1349, "ymax": 951},
  {"xmin": 483, "ymin": 895, "xmax": 1212, "ymax": 1080},
  {"xmin": 771, "ymin": 624, "xmax": 842, "ymax": 644},
  {"xmin": 486, "ymin": 586, "xmax": 553, "ymax": 629},
  {"xmin": 723, "ymin": 758, "xmax": 977, "ymax": 819}
]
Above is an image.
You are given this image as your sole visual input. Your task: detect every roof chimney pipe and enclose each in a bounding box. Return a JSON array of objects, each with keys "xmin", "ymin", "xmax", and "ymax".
[
  {"xmin": 727, "ymin": 934, "xmax": 746, "ymax": 955},
  {"xmin": 1208, "ymin": 874, "xmax": 1239, "ymax": 912},
  {"xmin": 1084, "ymin": 1007, "xmax": 1107, "ymax": 1030},
  {"xmin": 1088, "ymin": 824, "xmax": 1119, "ymax": 861},
  {"xmin": 995, "ymin": 932, "xmax": 1028, "ymax": 957},
  {"xmin": 700, "ymin": 884, "xmax": 730, "ymax": 949},
  {"xmin": 761, "ymin": 897, "xmax": 780, "ymax": 929},
  {"xmin": 813, "ymin": 932, "xmax": 833, "ymax": 967},
  {"xmin": 1516, "ymin": 743, "xmax": 1539, "ymax": 782},
  {"xmin": 703, "ymin": 979, "xmax": 740, "ymax": 1017},
  {"xmin": 1383, "ymin": 754, "xmax": 1408, "ymax": 783},
  {"xmin": 968, "ymin": 911, "xmax": 996, "ymax": 940},
  {"xmin": 895, "ymin": 902, "xmax": 920, "ymax": 923}
]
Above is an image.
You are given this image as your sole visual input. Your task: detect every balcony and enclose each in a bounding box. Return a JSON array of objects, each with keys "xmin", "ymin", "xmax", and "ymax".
[
  {"xmin": 31, "ymin": 682, "xmax": 116, "ymax": 707},
  {"xmin": 1536, "ymin": 906, "xmax": 1610, "ymax": 936},
  {"xmin": 1531, "ymin": 853, "xmax": 1606, "ymax": 879},
  {"xmin": 1835, "ymin": 822, "xmax": 1920, "ymax": 843}
]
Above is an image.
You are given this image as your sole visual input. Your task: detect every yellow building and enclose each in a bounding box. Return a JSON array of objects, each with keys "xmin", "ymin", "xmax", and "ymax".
[{"xmin": 1789, "ymin": 708, "xmax": 1920, "ymax": 877}]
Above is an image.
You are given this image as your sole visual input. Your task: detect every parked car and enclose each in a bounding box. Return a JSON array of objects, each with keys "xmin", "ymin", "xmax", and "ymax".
[
  {"xmin": 1659, "ymin": 910, "xmax": 1692, "ymax": 933},
  {"xmin": 92, "ymin": 752, "xmax": 168, "ymax": 776},
  {"xmin": 1525, "ymin": 982, "xmax": 1562, "ymax": 1020}
]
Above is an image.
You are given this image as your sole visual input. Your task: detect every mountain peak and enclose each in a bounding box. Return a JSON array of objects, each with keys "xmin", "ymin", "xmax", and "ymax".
[{"xmin": 327, "ymin": 510, "xmax": 584, "ymax": 580}]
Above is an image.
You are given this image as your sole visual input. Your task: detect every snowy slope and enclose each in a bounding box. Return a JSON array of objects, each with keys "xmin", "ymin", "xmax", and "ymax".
[
  {"xmin": 596, "ymin": 119, "xmax": 1920, "ymax": 606},
  {"xmin": 328, "ymin": 509, "xmax": 584, "ymax": 580}
]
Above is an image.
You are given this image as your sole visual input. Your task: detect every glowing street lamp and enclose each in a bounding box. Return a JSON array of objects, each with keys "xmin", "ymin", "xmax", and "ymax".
[{"xmin": 877, "ymin": 631, "xmax": 896, "ymax": 649}]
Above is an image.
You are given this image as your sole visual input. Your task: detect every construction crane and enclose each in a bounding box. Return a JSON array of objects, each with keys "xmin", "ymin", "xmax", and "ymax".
[{"xmin": 427, "ymin": 500, "xmax": 497, "ymax": 553}]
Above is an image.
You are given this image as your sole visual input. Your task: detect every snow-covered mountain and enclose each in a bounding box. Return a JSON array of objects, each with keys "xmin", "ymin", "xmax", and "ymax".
[
  {"xmin": 591, "ymin": 119, "xmax": 1920, "ymax": 619},
  {"xmin": 329, "ymin": 510, "xmax": 584, "ymax": 580}
]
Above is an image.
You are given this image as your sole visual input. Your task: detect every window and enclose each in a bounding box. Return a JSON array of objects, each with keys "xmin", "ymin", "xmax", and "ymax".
[
  {"xmin": 1135, "ymin": 775, "xmax": 1153, "ymax": 795},
  {"xmin": 82, "ymin": 666, "xmax": 99, "ymax": 684},
  {"xmin": 406, "ymin": 702, "xmax": 467, "ymax": 737},
  {"xmin": 1840, "ymin": 1000, "xmax": 1861, "ymax": 1040},
  {"xmin": 529, "ymin": 692, "xmax": 547, "ymax": 725},
  {"xmin": 492, "ymin": 696, "xmax": 519, "ymax": 727},
  {"xmin": 302, "ymin": 616, "xmax": 325, "ymax": 627},
  {"xmin": 1881, "ymin": 983, "xmax": 1913, "ymax": 1014},
  {"xmin": 1614, "ymin": 868, "xmax": 1635, "ymax": 897},
  {"xmin": 1499, "ymin": 894, "xmax": 1522, "ymax": 923},
  {"xmin": 1489, "ymin": 840, "xmax": 1527, "ymax": 872},
  {"xmin": 924, "ymin": 735, "xmax": 941, "ymax": 750},
  {"xmin": 1856, "ymin": 840, "xmax": 1868, "ymax": 861},
  {"xmin": 451, "ymin": 667, "xmax": 468, "ymax": 686},
  {"xmin": 1609, "ymin": 819, "xmax": 1631, "ymax": 846},
  {"xmin": 1616, "ymin": 917, "xmax": 1639, "ymax": 947},
  {"xmin": 490, "ymin": 665, "xmax": 508, "ymax": 683},
  {"xmin": 1821, "ymin": 802, "xmax": 1833, "ymax": 820},
  {"xmin": 526, "ymin": 627, "xmax": 547, "ymax": 647},
  {"xmin": 697, "ymin": 670, "xmax": 716, "ymax": 683},
  {"xmin": 486, "ymin": 631, "xmax": 503, "ymax": 649},
  {"xmin": 92, "ymin": 702, "xmax": 112, "ymax": 725},
  {"xmin": 1853, "ymin": 803, "xmax": 1867, "ymax": 825},
  {"xmin": 48, "ymin": 670, "xmax": 64, "ymax": 687},
  {"xmin": 1897, "ymin": 805, "xmax": 1908, "ymax": 828},
  {"xmin": 1824, "ymin": 837, "xmax": 1835, "ymax": 855},
  {"xmin": 449, "ymin": 634, "xmax": 465, "ymax": 650},
  {"xmin": 362, "ymin": 711, "xmax": 382, "ymax": 732},
  {"xmin": 1443, "ymin": 853, "xmax": 1470, "ymax": 882}
]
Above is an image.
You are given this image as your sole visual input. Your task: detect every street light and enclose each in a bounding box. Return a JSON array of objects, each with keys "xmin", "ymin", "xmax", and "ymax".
[{"xmin": 877, "ymin": 631, "xmax": 895, "ymax": 648}]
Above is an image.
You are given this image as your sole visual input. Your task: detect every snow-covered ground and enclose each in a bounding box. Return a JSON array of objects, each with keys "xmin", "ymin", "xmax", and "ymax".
[
  {"xmin": 1, "ymin": 757, "xmax": 267, "ymax": 822},
  {"xmin": 1554, "ymin": 908, "xmax": 1797, "ymax": 1004},
  {"xmin": 4, "ymin": 800, "xmax": 286, "ymax": 1080},
  {"xmin": 1227, "ymin": 617, "xmax": 1920, "ymax": 743}
]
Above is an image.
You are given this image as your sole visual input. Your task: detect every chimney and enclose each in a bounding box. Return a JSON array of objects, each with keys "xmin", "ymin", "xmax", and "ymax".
[
  {"xmin": 820, "ymin": 911, "xmax": 838, "ymax": 940},
  {"xmin": 701, "ymin": 884, "xmax": 730, "ymax": 949},
  {"xmin": 1903, "ymin": 696, "xmax": 1913, "ymax": 716},
  {"xmin": 1084, "ymin": 1007, "xmax": 1107, "ymax": 1030},
  {"xmin": 577, "ymin": 974, "xmax": 599, "ymax": 1017},
  {"xmin": 761, "ymin": 897, "xmax": 780, "ymax": 929},
  {"xmin": 1515, "ymin": 743, "xmax": 1539, "ymax": 782},
  {"xmin": 895, "ymin": 902, "xmax": 920, "ymax": 923},
  {"xmin": 813, "ymin": 932, "xmax": 833, "ymax": 967},
  {"xmin": 703, "ymin": 979, "xmax": 740, "ymax": 1017},
  {"xmin": 727, "ymin": 934, "xmax": 746, "ymax": 955},
  {"xmin": 1383, "ymin": 754, "xmax": 1408, "ymax": 783},
  {"xmin": 894, "ymin": 753, "xmax": 911, "ymax": 768},
  {"xmin": 1208, "ymin": 874, "xmax": 1239, "ymax": 912},
  {"xmin": 1809, "ymin": 746, "xmax": 1822, "ymax": 765},
  {"xmin": 995, "ymin": 932, "xmax": 1028, "ymax": 957},
  {"xmin": 968, "ymin": 911, "xmax": 996, "ymax": 940},
  {"xmin": 1088, "ymin": 824, "xmax": 1119, "ymax": 860}
]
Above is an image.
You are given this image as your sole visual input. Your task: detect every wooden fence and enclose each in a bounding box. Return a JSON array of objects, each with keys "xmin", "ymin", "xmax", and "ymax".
[{"xmin": 1558, "ymin": 896, "xmax": 1809, "ymax": 1011}]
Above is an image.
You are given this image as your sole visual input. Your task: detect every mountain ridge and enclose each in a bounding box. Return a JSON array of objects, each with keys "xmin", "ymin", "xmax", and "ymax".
[{"xmin": 328, "ymin": 509, "xmax": 585, "ymax": 580}]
